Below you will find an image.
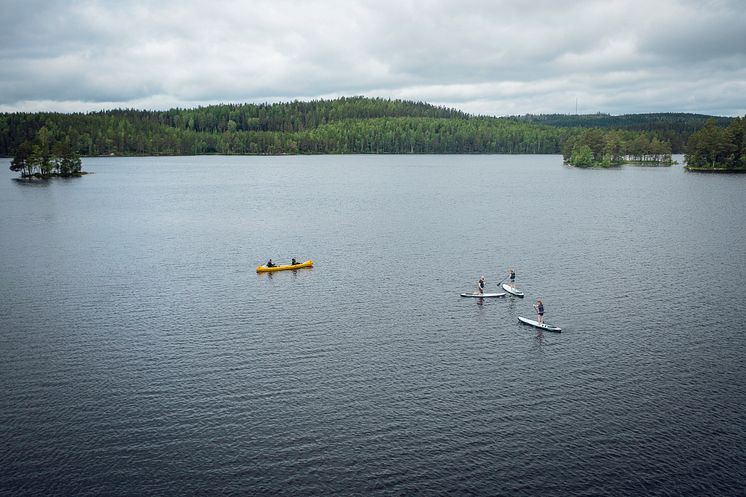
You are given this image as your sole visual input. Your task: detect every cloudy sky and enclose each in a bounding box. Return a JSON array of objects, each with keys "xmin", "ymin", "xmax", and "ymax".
[{"xmin": 1, "ymin": 0, "xmax": 744, "ymax": 116}]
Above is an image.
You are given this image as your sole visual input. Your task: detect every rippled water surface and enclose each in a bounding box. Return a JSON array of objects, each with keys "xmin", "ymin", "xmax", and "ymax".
[{"xmin": 2, "ymin": 155, "xmax": 745, "ymax": 496}]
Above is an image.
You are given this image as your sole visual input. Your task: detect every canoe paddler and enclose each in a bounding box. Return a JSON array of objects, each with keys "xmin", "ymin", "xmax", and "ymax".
[
  {"xmin": 266, "ymin": 259, "xmax": 275, "ymax": 267},
  {"xmin": 477, "ymin": 276, "xmax": 485, "ymax": 294},
  {"xmin": 291, "ymin": 258, "xmax": 298, "ymax": 265}
]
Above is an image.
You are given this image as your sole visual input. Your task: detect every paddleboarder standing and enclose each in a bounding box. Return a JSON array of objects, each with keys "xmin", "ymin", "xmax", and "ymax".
[
  {"xmin": 508, "ymin": 268, "xmax": 516, "ymax": 287},
  {"xmin": 477, "ymin": 276, "xmax": 485, "ymax": 294},
  {"xmin": 533, "ymin": 299, "xmax": 545, "ymax": 324}
]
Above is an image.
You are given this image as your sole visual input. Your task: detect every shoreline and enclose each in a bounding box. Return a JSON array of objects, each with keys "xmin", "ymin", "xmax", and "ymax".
[{"xmin": 684, "ymin": 167, "xmax": 746, "ymax": 173}]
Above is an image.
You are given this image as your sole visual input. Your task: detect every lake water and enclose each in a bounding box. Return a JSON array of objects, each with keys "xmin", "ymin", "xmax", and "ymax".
[{"xmin": 1, "ymin": 155, "xmax": 745, "ymax": 496}]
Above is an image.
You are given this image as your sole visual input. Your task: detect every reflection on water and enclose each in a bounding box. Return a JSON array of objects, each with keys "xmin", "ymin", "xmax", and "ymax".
[{"xmin": 12, "ymin": 177, "xmax": 52, "ymax": 187}]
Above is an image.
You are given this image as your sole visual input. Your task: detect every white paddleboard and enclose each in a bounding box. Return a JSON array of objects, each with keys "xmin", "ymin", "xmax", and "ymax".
[
  {"xmin": 461, "ymin": 292, "xmax": 506, "ymax": 298},
  {"xmin": 501, "ymin": 283, "xmax": 524, "ymax": 297},
  {"xmin": 518, "ymin": 316, "xmax": 561, "ymax": 332}
]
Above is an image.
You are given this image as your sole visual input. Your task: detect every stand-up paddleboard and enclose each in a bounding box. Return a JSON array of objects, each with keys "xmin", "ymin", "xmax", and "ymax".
[
  {"xmin": 461, "ymin": 292, "xmax": 506, "ymax": 298},
  {"xmin": 518, "ymin": 316, "xmax": 561, "ymax": 332},
  {"xmin": 501, "ymin": 283, "xmax": 524, "ymax": 297}
]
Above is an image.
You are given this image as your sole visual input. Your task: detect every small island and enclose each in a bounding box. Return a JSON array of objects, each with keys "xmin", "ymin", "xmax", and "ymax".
[
  {"xmin": 562, "ymin": 129, "xmax": 673, "ymax": 168},
  {"xmin": 684, "ymin": 116, "xmax": 746, "ymax": 172},
  {"xmin": 9, "ymin": 126, "xmax": 86, "ymax": 179}
]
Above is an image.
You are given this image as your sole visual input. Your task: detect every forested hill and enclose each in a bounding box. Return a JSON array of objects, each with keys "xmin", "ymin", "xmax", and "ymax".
[
  {"xmin": 0, "ymin": 97, "xmax": 727, "ymax": 157},
  {"xmin": 515, "ymin": 113, "xmax": 734, "ymax": 153},
  {"xmin": 0, "ymin": 97, "xmax": 568, "ymax": 156}
]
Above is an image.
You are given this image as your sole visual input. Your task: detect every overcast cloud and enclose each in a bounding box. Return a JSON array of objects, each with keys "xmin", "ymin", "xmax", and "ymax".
[{"xmin": 1, "ymin": 0, "xmax": 744, "ymax": 115}]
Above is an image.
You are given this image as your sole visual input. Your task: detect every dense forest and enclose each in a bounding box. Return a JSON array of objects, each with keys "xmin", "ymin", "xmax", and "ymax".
[
  {"xmin": 0, "ymin": 97, "xmax": 730, "ymax": 161},
  {"xmin": 515, "ymin": 112, "xmax": 733, "ymax": 153},
  {"xmin": 685, "ymin": 116, "xmax": 746, "ymax": 170},
  {"xmin": 1, "ymin": 97, "xmax": 569, "ymax": 156}
]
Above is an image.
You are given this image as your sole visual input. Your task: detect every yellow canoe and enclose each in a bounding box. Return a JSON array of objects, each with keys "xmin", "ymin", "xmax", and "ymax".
[{"xmin": 256, "ymin": 260, "xmax": 313, "ymax": 273}]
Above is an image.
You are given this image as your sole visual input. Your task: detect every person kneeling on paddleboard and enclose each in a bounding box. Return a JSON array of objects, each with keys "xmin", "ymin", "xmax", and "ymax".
[
  {"xmin": 533, "ymin": 299, "xmax": 544, "ymax": 324},
  {"xmin": 478, "ymin": 276, "xmax": 485, "ymax": 294}
]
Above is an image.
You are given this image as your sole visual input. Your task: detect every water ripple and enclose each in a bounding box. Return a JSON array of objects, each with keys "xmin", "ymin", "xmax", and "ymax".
[{"xmin": 1, "ymin": 156, "xmax": 745, "ymax": 496}]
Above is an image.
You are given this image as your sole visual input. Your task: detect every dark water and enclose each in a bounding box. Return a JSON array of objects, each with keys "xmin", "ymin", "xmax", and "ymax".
[{"xmin": 1, "ymin": 155, "xmax": 745, "ymax": 496}]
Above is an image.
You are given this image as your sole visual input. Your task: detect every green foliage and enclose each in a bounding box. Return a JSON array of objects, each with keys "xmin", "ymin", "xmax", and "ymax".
[
  {"xmin": 52, "ymin": 141, "xmax": 82, "ymax": 175},
  {"xmin": 9, "ymin": 127, "xmax": 83, "ymax": 177},
  {"xmin": 685, "ymin": 116, "xmax": 746, "ymax": 170},
  {"xmin": 10, "ymin": 140, "xmax": 33, "ymax": 175},
  {"xmin": 569, "ymin": 145, "xmax": 594, "ymax": 167},
  {"xmin": 602, "ymin": 130, "xmax": 625, "ymax": 165},
  {"xmin": 0, "ymin": 97, "xmax": 689, "ymax": 161},
  {"xmin": 515, "ymin": 112, "xmax": 733, "ymax": 153},
  {"xmin": 565, "ymin": 127, "xmax": 673, "ymax": 167},
  {"xmin": 0, "ymin": 98, "xmax": 571, "ymax": 156}
]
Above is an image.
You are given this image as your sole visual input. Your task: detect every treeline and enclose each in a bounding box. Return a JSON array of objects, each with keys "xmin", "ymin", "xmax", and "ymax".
[
  {"xmin": 0, "ymin": 97, "xmax": 468, "ymax": 155},
  {"xmin": 2, "ymin": 97, "xmax": 720, "ymax": 159},
  {"xmin": 226, "ymin": 117, "xmax": 569, "ymax": 154},
  {"xmin": 516, "ymin": 112, "xmax": 733, "ymax": 153},
  {"xmin": 562, "ymin": 129, "xmax": 672, "ymax": 168},
  {"xmin": 0, "ymin": 98, "xmax": 570, "ymax": 156},
  {"xmin": 685, "ymin": 116, "xmax": 746, "ymax": 170}
]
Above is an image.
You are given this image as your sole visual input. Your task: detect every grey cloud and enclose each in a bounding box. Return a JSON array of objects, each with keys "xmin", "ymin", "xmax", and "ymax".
[
  {"xmin": 638, "ymin": 8, "xmax": 746, "ymax": 64},
  {"xmin": 0, "ymin": 0, "xmax": 744, "ymax": 116}
]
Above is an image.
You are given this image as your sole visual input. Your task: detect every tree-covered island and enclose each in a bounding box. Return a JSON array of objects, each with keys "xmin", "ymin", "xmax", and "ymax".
[
  {"xmin": 10, "ymin": 126, "xmax": 85, "ymax": 178},
  {"xmin": 684, "ymin": 116, "xmax": 746, "ymax": 172},
  {"xmin": 562, "ymin": 128, "xmax": 673, "ymax": 168}
]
